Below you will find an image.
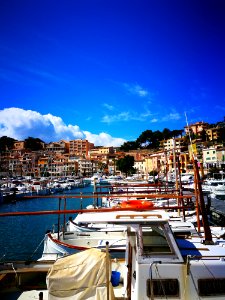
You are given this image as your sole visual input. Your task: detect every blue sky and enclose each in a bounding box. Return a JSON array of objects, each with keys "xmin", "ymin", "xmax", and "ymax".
[{"xmin": 0, "ymin": 0, "xmax": 225, "ymax": 146}]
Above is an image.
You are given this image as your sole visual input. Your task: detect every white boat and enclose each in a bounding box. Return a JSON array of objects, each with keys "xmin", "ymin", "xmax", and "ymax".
[
  {"xmin": 41, "ymin": 198, "xmax": 220, "ymax": 260},
  {"xmin": 41, "ymin": 229, "xmax": 127, "ymax": 259},
  {"xmin": 202, "ymin": 178, "xmax": 225, "ymax": 192},
  {"xmin": 66, "ymin": 216, "xmax": 126, "ymax": 232},
  {"xmin": 3, "ymin": 209, "xmax": 225, "ymax": 299},
  {"xmin": 203, "ymin": 180, "xmax": 225, "ymax": 200},
  {"xmin": 46, "ymin": 210, "xmax": 225, "ymax": 299},
  {"xmin": 180, "ymin": 173, "xmax": 194, "ymax": 184},
  {"xmin": 210, "ymin": 191, "xmax": 225, "ymax": 200}
]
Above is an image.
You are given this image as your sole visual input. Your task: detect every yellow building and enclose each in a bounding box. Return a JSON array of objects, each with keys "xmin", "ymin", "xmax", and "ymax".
[
  {"xmin": 89, "ymin": 147, "xmax": 114, "ymax": 157},
  {"xmin": 13, "ymin": 141, "xmax": 25, "ymax": 150},
  {"xmin": 160, "ymin": 138, "xmax": 185, "ymax": 153},
  {"xmin": 206, "ymin": 127, "xmax": 222, "ymax": 141}
]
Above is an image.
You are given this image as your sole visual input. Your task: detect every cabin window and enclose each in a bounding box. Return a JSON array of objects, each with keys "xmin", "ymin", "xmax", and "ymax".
[
  {"xmin": 140, "ymin": 226, "xmax": 172, "ymax": 255},
  {"xmin": 198, "ymin": 279, "xmax": 225, "ymax": 296},
  {"xmin": 147, "ymin": 279, "xmax": 179, "ymax": 297}
]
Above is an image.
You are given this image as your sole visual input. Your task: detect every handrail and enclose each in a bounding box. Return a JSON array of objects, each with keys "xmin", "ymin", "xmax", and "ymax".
[
  {"xmin": 22, "ymin": 193, "xmax": 194, "ymax": 199},
  {"xmin": 0, "ymin": 205, "xmax": 194, "ymax": 217}
]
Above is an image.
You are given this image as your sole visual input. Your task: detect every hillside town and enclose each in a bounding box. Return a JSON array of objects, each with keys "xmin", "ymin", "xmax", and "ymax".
[{"xmin": 0, "ymin": 121, "xmax": 225, "ymax": 179}]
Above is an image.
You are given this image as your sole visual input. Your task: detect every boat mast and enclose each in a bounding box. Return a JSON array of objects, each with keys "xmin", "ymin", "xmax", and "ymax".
[
  {"xmin": 184, "ymin": 112, "xmax": 213, "ymax": 244},
  {"xmin": 193, "ymin": 159, "xmax": 213, "ymax": 244}
]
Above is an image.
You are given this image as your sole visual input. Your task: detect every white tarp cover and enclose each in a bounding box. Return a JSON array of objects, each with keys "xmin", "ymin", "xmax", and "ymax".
[{"xmin": 46, "ymin": 248, "xmax": 115, "ymax": 300}]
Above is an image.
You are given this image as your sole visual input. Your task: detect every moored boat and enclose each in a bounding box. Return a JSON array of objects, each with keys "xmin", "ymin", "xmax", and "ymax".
[
  {"xmin": 2, "ymin": 209, "xmax": 225, "ymax": 299},
  {"xmin": 41, "ymin": 228, "xmax": 127, "ymax": 259},
  {"xmin": 1, "ymin": 160, "xmax": 225, "ymax": 299}
]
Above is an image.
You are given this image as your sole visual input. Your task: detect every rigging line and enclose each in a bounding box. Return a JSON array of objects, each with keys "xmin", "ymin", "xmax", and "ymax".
[
  {"xmin": 154, "ymin": 263, "xmax": 167, "ymax": 299},
  {"xmin": 201, "ymin": 259, "xmax": 216, "ymax": 279},
  {"xmin": 149, "ymin": 261, "xmax": 163, "ymax": 300},
  {"xmin": 27, "ymin": 236, "xmax": 46, "ymax": 261},
  {"xmin": 107, "ymin": 238, "xmax": 126, "ymax": 248},
  {"xmin": 11, "ymin": 263, "xmax": 18, "ymax": 279},
  {"xmin": 4, "ymin": 262, "xmax": 19, "ymax": 286},
  {"xmin": 0, "ymin": 254, "xmax": 6, "ymax": 262}
]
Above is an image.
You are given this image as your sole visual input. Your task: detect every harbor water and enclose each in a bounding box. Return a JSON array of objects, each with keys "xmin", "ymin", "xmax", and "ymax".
[{"xmin": 0, "ymin": 185, "xmax": 96, "ymax": 261}]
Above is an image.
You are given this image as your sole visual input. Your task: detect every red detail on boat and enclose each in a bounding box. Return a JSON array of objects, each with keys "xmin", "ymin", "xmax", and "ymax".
[{"xmin": 48, "ymin": 233, "xmax": 88, "ymax": 250}]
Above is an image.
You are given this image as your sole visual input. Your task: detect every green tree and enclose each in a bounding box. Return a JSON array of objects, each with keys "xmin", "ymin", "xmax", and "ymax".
[
  {"xmin": 136, "ymin": 130, "xmax": 153, "ymax": 147},
  {"xmin": 136, "ymin": 129, "xmax": 163, "ymax": 149},
  {"xmin": 120, "ymin": 141, "xmax": 139, "ymax": 151},
  {"xmin": 149, "ymin": 170, "xmax": 158, "ymax": 176},
  {"xmin": 0, "ymin": 136, "xmax": 16, "ymax": 153},
  {"xmin": 24, "ymin": 137, "xmax": 44, "ymax": 151},
  {"xmin": 98, "ymin": 161, "xmax": 107, "ymax": 173},
  {"xmin": 171, "ymin": 129, "xmax": 183, "ymax": 138},
  {"xmin": 151, "ymin": 130, "xmax": 162, "ymax": 149},
  {"xmin": 120, "ymin": 128, "xmax": 184, "ymax": 151},
  {"xmin": 199, "ymin": 129, "xmax": 207, "ymax": 142},
  {"xmin": 116, "ymin": 155, "xmax": 135, "ymax": 176},
  {"xmin": 221, "ymin": 127, "xmax": 225, "ymax": 144},
  {"xmin": 162, "ymin": 128, "xmax": 171, "ymax": 140}
]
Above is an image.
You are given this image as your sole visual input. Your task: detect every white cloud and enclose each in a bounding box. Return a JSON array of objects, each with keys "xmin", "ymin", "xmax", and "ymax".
[
  {"xmin": 83, "ymin": 131, "xmax": 126, "ymax": 147},
  {"xmin": 102, "ymin": 110, "xmax": 153, "ymax": 124},
  {"xmin": 147, "ymin": 110, "xmax": 181, "ymax": 124},
  {"xmin": 162, "ymin": 112, "xmax": 181, "ymax": 122},
  {"xmin": 0, "ymin": 107, "xmax": 126, "ymax": 147},
  {"xmin": 102, "ymin": 112, "xmax": 131, "ymax": 123},
  {"xmin": 150, "ymin": 118, "xmax": 158, "ymax": 123},
  {"xmin": 103, "ymin": 103, "xmax": 114, "ymax": 110},
  {"xmin": 123, "ymin": 83, "xmax": 149, "ymax": 97}
]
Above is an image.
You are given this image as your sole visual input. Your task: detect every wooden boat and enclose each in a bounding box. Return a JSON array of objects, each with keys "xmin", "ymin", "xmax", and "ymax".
[{"xmin": 41, "ymin": 229, "xmax": 127, "ymax": 259}]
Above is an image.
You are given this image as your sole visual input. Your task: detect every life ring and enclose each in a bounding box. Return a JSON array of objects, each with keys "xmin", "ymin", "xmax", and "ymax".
[{"xmin": 120, "ymin": 199, "xmax": 154, "ymax": 209}]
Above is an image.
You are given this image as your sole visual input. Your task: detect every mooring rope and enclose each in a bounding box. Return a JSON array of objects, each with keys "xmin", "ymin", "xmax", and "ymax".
[{"xmin": 27, "ymin": 236, "xmax": 46, "ymax": 261}]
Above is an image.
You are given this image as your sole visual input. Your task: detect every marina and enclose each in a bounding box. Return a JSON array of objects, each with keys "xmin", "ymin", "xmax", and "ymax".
[
  {"xmin": 1, "ymin": 175, "xmax": 225, "ymax": 262},
  {"xmin": 1, "ymin": 0, "xmax": 225, "ymax": 298},
  {"xmin": 1, "ymin": 161, "xmax": 225, "ymax": 299}
]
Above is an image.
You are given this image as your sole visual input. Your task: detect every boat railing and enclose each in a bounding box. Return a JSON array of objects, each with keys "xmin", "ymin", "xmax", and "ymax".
[{"xmin": 0, "ymin": 193, "xmax": 195, "ymax": 243}]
